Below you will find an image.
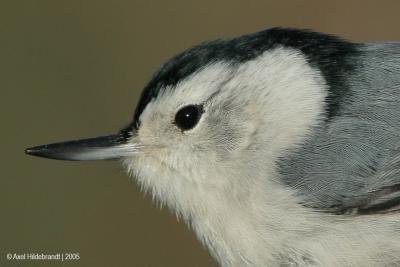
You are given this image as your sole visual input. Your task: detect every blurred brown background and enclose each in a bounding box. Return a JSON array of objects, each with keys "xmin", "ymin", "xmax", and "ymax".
[{"xmin": 1, "ymin": 1, "xmax": 400, "ymax": 266}]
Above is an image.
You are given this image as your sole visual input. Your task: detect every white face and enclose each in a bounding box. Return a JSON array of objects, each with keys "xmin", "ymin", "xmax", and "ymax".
[{"xmin": 122, "ymin": 47, "xmax": 327, "ymax": 215}]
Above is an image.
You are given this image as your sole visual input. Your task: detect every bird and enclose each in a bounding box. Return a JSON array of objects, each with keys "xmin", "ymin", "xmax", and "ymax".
[{"xmin": 26, "ymin": 27, "xmax": 400, "ymax": 266}]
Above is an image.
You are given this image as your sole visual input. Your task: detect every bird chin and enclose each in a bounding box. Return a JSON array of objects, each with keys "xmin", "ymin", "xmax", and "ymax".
[{"xmin": 121, "ymin": 155, "xmax": 177, "ymax": 202}]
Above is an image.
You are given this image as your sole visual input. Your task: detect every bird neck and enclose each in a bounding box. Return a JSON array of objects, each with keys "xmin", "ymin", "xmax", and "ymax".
[{"xmin": 181, "ymin": 172, "xmax": 321, "ymax": 266}]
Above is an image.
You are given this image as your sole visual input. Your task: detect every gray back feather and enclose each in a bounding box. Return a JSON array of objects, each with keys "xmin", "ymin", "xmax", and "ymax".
[{"xmin": 278, "ymin": 42, "xmax": 400, "ymax": 214}]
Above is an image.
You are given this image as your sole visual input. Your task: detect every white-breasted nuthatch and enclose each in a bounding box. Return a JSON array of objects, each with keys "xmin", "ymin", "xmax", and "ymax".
[{"xmin": 26, "ymin": 28, "xmax": 400, "ymax": 266}]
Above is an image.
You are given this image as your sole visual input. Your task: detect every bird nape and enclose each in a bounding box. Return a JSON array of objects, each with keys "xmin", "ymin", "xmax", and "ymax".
[{"xmin": 26, "ymin": 28, "xmax": 400, "ymax": 266}]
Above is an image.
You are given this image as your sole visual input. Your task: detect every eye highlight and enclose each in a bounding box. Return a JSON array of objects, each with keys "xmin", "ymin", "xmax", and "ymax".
[{"xmin": 174, "ymin": 104, "xmax": 204, "ymax": 131}]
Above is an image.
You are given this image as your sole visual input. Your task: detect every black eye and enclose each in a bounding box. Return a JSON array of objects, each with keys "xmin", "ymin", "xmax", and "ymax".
[{"xmin": 174, "ymin": 104, "xmax": 204, "ymax": 131}]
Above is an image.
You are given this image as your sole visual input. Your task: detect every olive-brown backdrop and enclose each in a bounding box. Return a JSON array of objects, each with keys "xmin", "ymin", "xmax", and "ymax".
[{"xmin": 2, "ymin": 1, "xmax": 400, "ymax": 266}]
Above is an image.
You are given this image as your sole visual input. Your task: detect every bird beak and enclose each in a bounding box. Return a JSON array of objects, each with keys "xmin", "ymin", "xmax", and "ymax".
[{"xmin": 25, "ymin": 134, "xmax": 141, "ymax": 161}]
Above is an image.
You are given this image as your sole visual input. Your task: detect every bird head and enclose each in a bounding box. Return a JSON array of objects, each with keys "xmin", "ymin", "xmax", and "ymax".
[{"xmin": 26, "ymin": 28, "xmax": 356, "ymax": 216}]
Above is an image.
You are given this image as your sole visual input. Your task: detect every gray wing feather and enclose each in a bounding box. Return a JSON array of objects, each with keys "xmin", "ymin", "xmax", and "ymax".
[{"xmin": 278, "ymin": 42, "xmax": 400, "ymax": 215}]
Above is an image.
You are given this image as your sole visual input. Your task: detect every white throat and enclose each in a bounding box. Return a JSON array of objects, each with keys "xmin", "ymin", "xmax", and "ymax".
[{"xmin": 184, "ymin": 169, "xmax": 322, "ymax": 267}]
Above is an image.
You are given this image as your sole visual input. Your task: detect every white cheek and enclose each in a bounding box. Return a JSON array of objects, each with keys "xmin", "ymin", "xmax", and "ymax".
[{"xmin": 223, "ymin": 47, "xmax": 328, "ymax": 159}]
